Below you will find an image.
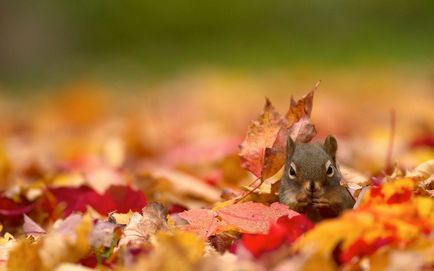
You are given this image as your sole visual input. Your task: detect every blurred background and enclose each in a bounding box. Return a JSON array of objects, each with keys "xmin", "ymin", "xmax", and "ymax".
[
  {"xmin": 0, "ymin": 0, "xmax": 433, "ymax": 188},
  {"xmin": 1, "ymin": 0, "xmax": 434, "ymax": 86}
]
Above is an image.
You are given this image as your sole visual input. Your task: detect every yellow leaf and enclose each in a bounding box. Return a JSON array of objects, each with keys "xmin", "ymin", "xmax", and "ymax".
[
  {"xmin": 415, "ymin": 197, "xmax": 434, "ymax": 225},
  {"xmin": 127, "ymin": 231, "xmax": 206, "ymax": 271},
  {"xmin": 34, "ymin": 213, "xmax": 91, "ymax": 270},
  {"xmin": 7, "ymin": 238, "xmax": 42, "ymax": 271},
  {"xmin": 109, "ymin": 210, "xmax": 134, "ymax": 225},
  {"xmin": 156, "ymin": 231, "xmax": 205, "ymax": 263}
]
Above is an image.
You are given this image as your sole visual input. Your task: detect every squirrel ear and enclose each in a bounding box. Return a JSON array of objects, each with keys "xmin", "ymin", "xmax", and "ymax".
[
  {"xmin": 323, "ymin": 135, "xmax": 338, "ymax": 161},
  {"xmin": 286, "ymin": 137, "xmax": 295, "ymax": 158}
]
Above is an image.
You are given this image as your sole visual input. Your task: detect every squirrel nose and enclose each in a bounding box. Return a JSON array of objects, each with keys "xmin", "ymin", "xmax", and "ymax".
[{"xmin": 306, "ymin": 181, "xmax": 315, "ymax": 193}]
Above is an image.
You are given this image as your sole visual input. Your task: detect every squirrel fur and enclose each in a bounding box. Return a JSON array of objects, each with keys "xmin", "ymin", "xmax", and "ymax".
[{"xmin": 279, "ymin": 135, "xmax": 355, "ymax": 222}]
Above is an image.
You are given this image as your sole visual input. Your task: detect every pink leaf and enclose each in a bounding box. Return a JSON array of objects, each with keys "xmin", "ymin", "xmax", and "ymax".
[{"xmin": 179, "ymin": 209, "xmax": 220, "ymax": 239}]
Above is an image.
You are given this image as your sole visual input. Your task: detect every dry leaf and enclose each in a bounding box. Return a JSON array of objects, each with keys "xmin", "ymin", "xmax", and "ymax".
[
  {"xmin": 23, "ymin": 214, "xmax": 46, "ymax": 237},
  {"xmin": 406, "ymin": 159, "xmax": 434, "ymax": 181},
  {"xmin": 144, "ymin": 167, "xmax": 221, "ymax": 203},
  {"xmin": 239, "ymin": 98, "xmax": 285, "ymax": 179},
  {"xmin": 179, "ymin": 209, "xmax": 220, "ymax": 239},
  {"xmin": 119, "ymin": 202, "xmax": 168, "ymax": 248},
  {"xmin": 240, "ymin": 88, "xmax": 317, "ymax": 181}
]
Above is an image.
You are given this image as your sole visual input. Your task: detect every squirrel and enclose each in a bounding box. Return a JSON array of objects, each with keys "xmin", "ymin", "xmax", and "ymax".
[{"xmin": 279, "ymin": 135, "xmax": 355, "ymax": 222}]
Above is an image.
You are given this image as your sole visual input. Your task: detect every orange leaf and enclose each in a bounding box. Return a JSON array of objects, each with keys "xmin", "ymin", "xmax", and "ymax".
[
  {"xmin": 239, "ymin": 98, "xmax": 285, "ymax": 178},
  {"xmin": 240, "ymin": 86, "xmax": 318, "ymax": 181}
]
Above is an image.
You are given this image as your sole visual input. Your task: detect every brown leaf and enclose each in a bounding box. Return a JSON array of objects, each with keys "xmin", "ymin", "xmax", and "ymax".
[
  {"xmin": 262, "ymin": 128, "xmax": 289, "ymax": 180},
  {"xmin": 239, "ymin": 98, "xmax": 285, "ymax": 178},
  {"xmin": 262, "ymin": 88, "xmax": 317, "ymax": 180}
]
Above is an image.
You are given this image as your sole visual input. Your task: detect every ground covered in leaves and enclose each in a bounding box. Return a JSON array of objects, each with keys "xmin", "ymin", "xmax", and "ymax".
[{"xmin": 0, "ymin": 75, "xmax": 433, "ymax": 271}]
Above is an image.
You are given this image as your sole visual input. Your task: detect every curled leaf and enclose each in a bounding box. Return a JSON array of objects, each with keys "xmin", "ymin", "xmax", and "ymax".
[{"xmin": 239, "ymin": 98, "xmax": 285, "ymax": 179}]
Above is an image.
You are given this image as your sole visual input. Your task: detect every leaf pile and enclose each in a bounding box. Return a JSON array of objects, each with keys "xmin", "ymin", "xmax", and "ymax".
[{"xmin": 0, "ymin": 84, "xmax": 433, "ymax": 271}]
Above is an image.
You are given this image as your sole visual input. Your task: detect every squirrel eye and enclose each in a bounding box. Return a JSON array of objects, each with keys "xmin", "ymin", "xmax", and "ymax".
[
  {"xmin": 326, "ymin": 161, "xmax": 334, "ymax": 177},
  {"xmin": 288, "ymin": 162, "xmax": 297, "ymax": 179}
]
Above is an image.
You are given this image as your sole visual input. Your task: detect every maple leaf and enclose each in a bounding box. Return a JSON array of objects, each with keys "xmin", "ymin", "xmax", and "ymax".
[
  {"xmin": 179, "ymin": 202, "xmax": 298, "ymax": 238},
  {"xmin": 178, "ymin": 209, "xmax": 220, "ymax": 240},
  {"xmin": 217, "ymin": 202, "xmax": 298, "ymax": 234},
  {"xmin": 239, "ymin": 98, "xmax": 285, "ymax": 179},
  {"xmin": 44, "ymin": 185, "xmax": 147, "ymax": 217},
  {"xmin": 240, "ymin": 215, "xmax": 314, "ymax": 258},
  {"xmin": 239, "ymin": 85, "xmax": 318, "ymax": 181}
]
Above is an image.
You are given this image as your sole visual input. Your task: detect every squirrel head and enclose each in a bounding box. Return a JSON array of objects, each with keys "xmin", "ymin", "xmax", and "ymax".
[{"xmin": 284, "ymin": 135, "xmax": 341, "ymax": 196}]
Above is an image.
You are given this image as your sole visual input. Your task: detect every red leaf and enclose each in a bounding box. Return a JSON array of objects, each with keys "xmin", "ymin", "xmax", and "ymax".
[
  {"xmin": 0, "ymin": 197, "xmax": 34, "ymax": 217},
  {"xmin": 277, "ymin": 215, "xmax": 315, "ymax": 243},
  {"xmin": 386, "ymin": 188, "xmax": 412, "ymax": 204},
  {"xmin": 370, "ymin": 185, "xmax": 385, "ymax": 198},
  {"xmin": 45, "ymin": 185, "xmax": 146, "ymax": 217},
  {"xmin": 340, "ymin": 236, "xmax": 396, "ymax": 263},
  {"xmin": 217, "ymin": 202, "xmax": 298, "ymax": 234},
  {"xmin": 410, "ymin": 134, "xmax": 434, "ymax": 149},
  {"xmin": 241, "ymin": 222, "xmax": 288, "ymax": 258},
  {"xmin": 241, "ymin": 214, "xmax": 314, "ymax": 258}
]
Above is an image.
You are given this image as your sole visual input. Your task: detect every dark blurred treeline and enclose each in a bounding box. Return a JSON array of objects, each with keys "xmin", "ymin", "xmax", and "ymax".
[{"xmin": 1, "ymin": 0, "xmax": 434, "ymax": 85}]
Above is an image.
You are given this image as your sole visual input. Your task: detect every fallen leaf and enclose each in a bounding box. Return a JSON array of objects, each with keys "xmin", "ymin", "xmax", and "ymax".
[
  {"xmin": 406, "ymin": 159, "xmax": 434, "ymax": 181},
  {"xmin": 125, "ymin": 231, "xmax": 206, "ymax": 271},
  {"xmin": 144, "ymin": 167, "xmax": 221, "ymax": 203},
  {"xmin": 240, "ymin": 215, "xmax": 314, "ymax": 258},
  {"xmin": 217, "ymin": 202, "xmax": 298, "ymax": 234},
  {"xmin": 179, "ymin": 209, "xmax": 220, "ymax": 239},
  {"xmin": 240, "ymin": 87, "xmax": 317, "ymax": 181},
  {"xmin": 119, "ymin": 202, "xmax": 168, "ymax": 248},
  {"xmin": 23, "ymin": 214, "xmax": 46, "ymax": 237},
  {"xmin": 88, "ymin": 221, "xmax": 117, "ymax": 248},
  {"xmin": 44, "ymin": 185, "xmax": 147, "ymax": 217},
  {"xmin": 0, "ymin": 196, "xmax": 34, "ymax": 217},
  {"xmin": 239, "ymin": 98, "xmax": 285, "ymax": 179}
]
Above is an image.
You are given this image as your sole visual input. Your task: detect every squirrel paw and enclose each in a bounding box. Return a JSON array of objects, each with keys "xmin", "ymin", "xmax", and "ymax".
[
  {"xmin": 312, "ymin": 198, "xmax": 331, "ymax": 209},
  {"xmin": 295, "ymin": 193, "xmax": 311, "ymax": 207}
]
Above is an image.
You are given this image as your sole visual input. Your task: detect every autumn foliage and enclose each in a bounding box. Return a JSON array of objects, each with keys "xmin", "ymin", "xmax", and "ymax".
[{"xmin": 0, "ymin": 83, "xmax": 433, "ymax": 271}]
